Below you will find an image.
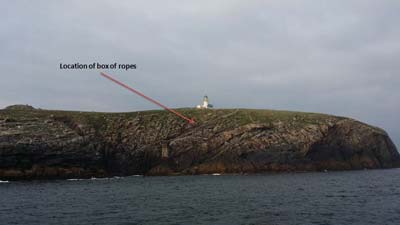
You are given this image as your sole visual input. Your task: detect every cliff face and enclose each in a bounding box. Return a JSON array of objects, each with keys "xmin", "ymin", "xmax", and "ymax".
[{"xmin": 0, "ymin": 107, "xmax": 399, "ymax": 180}]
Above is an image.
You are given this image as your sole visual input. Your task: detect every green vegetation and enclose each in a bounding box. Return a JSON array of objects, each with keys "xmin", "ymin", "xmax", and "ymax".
[{"xmin": 0, "ymin": 105, "xmax": 343, "ymax": 133}]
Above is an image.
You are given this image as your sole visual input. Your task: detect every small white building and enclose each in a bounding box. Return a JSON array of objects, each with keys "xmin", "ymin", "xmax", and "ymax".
[{"xmin": 197, "ymin": 95, "xmax": 213, "ymax": 109}]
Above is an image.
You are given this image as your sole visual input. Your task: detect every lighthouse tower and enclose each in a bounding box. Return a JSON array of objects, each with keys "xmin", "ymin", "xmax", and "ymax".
[{"xmin": 197, "ymin": 95, "xmax": 213, "ymax": 109}]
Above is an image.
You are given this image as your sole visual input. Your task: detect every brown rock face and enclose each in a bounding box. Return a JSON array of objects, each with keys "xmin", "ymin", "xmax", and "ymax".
[{"xmin": 0, "ymin": 107, "xmax": 399, "ymax": 180}]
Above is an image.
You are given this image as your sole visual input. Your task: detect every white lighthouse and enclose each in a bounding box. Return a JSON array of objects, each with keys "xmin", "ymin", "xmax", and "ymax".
[{"xmin": 197, "ymin": 95, "xmax": 213, "ymax": 109}]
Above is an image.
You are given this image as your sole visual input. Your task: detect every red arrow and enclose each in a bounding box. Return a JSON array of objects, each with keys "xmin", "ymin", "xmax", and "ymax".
[{"xmin": 100, "ymin": 72, "xmax": 195, "ymax": 124}]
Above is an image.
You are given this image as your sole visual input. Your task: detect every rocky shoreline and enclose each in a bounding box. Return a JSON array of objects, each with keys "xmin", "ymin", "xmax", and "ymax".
[{"xmin": 0, "ymin": 105, "xmax": 399, "ymax": 180}]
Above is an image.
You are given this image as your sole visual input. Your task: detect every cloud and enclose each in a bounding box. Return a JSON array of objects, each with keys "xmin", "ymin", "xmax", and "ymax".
[{"xmin": 1, "ymin": 0, "xmax": 399, "ymax": 147}]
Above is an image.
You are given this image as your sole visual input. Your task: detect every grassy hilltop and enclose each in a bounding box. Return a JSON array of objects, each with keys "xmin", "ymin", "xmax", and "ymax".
[{"xmin": 0, "ymin": 105, "xmax": 343, "ymax": 132}]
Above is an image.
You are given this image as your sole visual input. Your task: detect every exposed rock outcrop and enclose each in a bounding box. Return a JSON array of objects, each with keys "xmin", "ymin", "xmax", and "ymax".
[
  {"xmin": 4, "ymin": 104, "xmax": 35, "ymax": 110},
  {"xmin": 0, "ymin": 107, "xmax": 398, "ymax": 180}
]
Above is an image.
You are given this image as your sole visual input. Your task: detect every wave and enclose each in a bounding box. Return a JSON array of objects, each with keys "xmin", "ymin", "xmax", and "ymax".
[
  {"xmin": 0, "ymin": 180, "xmax": 10, "ymax": 183},
  {"xmin": 67, "ymin": 178, "xmax": 85, "ymax": 181},
  {"xmin": 67, "ymin": 176, "xmax": 125, "ymax": 181}
]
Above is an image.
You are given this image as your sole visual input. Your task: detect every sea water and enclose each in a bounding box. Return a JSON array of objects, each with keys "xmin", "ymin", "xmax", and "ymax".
[{"xmin": 1, "ymin": 169, "xmax": 400, "ymax": 225}]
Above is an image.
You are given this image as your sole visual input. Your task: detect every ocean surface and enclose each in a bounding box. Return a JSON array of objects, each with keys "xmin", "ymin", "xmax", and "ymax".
[{"xmin": 1, "ymin": 169, "xmax": 400, "ymax": 225}]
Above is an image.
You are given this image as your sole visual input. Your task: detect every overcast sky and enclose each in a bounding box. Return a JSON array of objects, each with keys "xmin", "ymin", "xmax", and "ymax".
[{"xmin": 1, "ymin": 1, "xmax": 399, "ymax": 148}]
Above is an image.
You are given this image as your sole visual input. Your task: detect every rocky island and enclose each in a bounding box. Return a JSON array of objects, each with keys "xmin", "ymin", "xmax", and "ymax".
[{"xmin": 0, "ymin": 105, "xmax": 399, "ymax": 180}]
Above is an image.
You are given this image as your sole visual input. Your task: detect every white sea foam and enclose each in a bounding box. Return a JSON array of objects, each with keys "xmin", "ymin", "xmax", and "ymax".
[
  {"xmin": 67, "ymin": 176, "xmax": 125, "ymax": 181},
  {"xmin": 90, "ymin": 177, "xmax": 109, "ymax": 180},
  {"xmin": 67, "ymin": 178, "xmax": 84, "ymax": 181},
  {"xmin": 0, "ymin": 180, "xmax": 10, "ymax": 183},
  {"xmin": 212, "ymin": 173, "xmax": 221, "ymax": 176},
  {"xmin": 67, "ymin": 177, "xmax": 104, "ymax": 181}
]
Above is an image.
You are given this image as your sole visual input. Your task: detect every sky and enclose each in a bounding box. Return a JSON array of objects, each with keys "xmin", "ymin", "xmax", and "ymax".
[{"xmin": 1, "ymin": 1, "xmax": 399, "ymax": 148}]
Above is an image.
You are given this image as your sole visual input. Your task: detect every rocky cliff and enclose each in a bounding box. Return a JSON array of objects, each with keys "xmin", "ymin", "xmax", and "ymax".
[{"xmin": 0, "ymin": 106, "xmax": 399, "ymax": 180}]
